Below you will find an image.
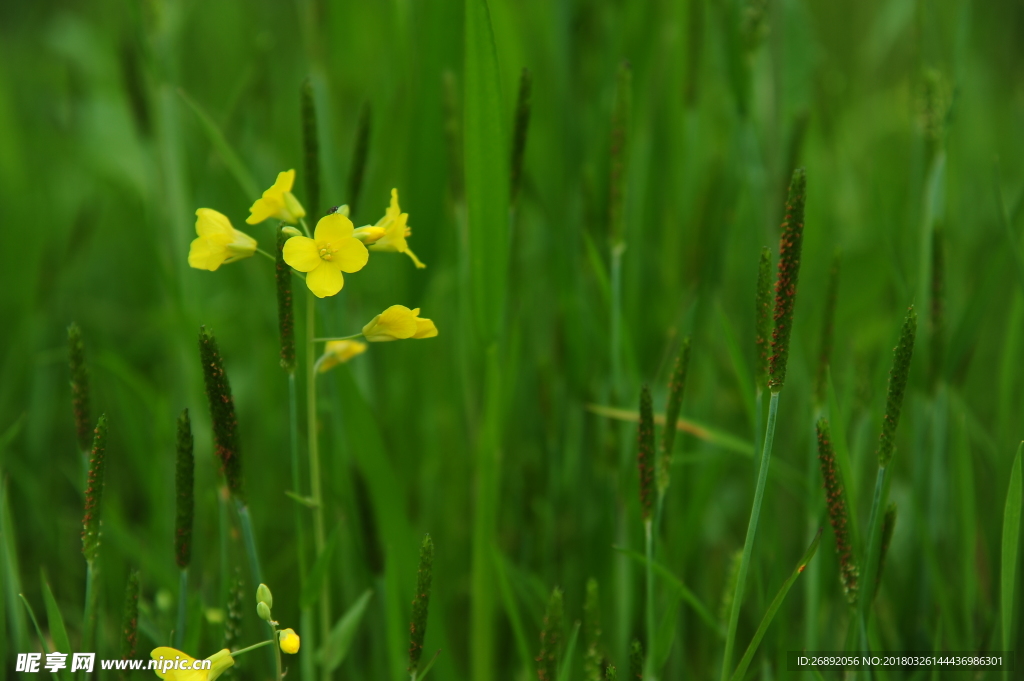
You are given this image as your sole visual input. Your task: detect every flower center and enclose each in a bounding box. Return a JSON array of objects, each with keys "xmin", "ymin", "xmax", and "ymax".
[{"xmin": 318, "ymin": 242, "xmax": 339, "ymax": 261}]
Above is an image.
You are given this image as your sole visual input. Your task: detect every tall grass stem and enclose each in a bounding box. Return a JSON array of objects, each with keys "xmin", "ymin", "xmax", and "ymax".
[
  {"xmin": 722, "ymin": 390, "xmax": 779, "ymax": 681},
  {"xmin": 305, "ymin": 291, "xmax": 330, "ymax": 678}
]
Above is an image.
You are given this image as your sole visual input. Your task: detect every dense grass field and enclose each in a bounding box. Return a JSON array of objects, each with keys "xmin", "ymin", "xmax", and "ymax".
[{"xmin": 1, "ymin": 0, "xmax": 1023, "ymax": 679}]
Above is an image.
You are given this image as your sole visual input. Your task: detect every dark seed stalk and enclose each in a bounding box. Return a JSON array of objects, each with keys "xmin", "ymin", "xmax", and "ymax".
[
  {"xmin": 276, "ymin": 229, "xmax": 297, "ymax": 373},
  {"xmin": 658, "ymin": 338, "xmax": 691, "ymax": 493},
  {"xmin": 754, "ymin": 248, "xmax": 773, "ymax": 395},
  {"xmin": 767, "ymin": 168, "xmax": 807, "ymax": 392},
  {"xmin": 198, "ymin": 327, "xmax": 244, "ymax": 500},
  {"xmin": 82, "ymin": 415, "xmax": 109, "ymax": 563},
  {"xmin": 409, "ymin": 535, "xmax": 434, "ymax": 678},
  {"xmin": 119, "ymin": 569, "xmax": 140, "ymax": 669},
  {"xmin": 636, "ymin": 386, "xmax": 655, "ymax": 520},
  {"xmin": 817, "ymin": 418, "xmax": 858, "ymax": 605},
  {"xmin": 68, "ymin": 323, "xmax": 93, "ymax": 453},
  {"xmin": 536, "ymin": 587, "xmax": 564, "ymax": 681},
  {"xmin": 629, "ymin": 639, "xmax": 644, "ymax": 680},
  {"xmin": 878, "ymin": 307, "xmax": 918, "ymax": 469}
]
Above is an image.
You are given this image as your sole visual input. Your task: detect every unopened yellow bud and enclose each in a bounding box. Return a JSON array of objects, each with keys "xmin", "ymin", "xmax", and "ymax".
[
  {"xmin": 279, "ymin": 628, "xmax": 301, "ymax": 654},
  {"xmin": 281, "ymin": 226, "xmax": 302, "ymax": 237},
  {"xmin": 352, "ymin": 226, "xmax": 387, "ymax": 245}
]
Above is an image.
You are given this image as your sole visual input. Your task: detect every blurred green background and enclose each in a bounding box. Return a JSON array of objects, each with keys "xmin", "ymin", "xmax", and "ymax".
[{"xmin": 1, "ymin": 0, "xmax": 1023, "ymax": 678}]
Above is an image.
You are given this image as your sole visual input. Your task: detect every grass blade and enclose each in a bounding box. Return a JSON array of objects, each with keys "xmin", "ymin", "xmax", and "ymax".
[
  {"xmin": 320, "ymin": 589, "xmax": 374, "ymax": 673},
  {"xmin": 177, "ymin": 88, "xmax": 259, "ymax": 200},
  {"xmin": 613, "ymin": 545, "xmax": 723, "ymax": 637},
  {"xmin": 728, "ymin": 528, "xmax": 823, "ymax": 681},
  {"xmin": 463, "ymin": 0, "xmax": 510, "ymax": 343},
  {"xmin": 1001, "ymin": 443, "xmax": 1023, "ymax": 652},
  {"xmin": 556, "ymin": 620, "xmax": 581, "ymax": 681},
  {"xmin": 586, "ymin": 404, "xmax": 753, "ymax": 455}
]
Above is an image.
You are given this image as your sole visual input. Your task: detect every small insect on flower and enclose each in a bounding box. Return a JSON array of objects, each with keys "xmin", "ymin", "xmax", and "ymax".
[
  {"xmin": 247, "ymin": 169, "xmax": 307, "ymax": 225},
  {"xmin": 283, "ymin": 213, "xmax": 369, "ymax": 298},
  {"xmin": 361, "ymin": 305, "xmax": 438, "ymax": 342},
  {"xmin": 188, "ymin": 209, "xmax": 258, "ymax": 271}
]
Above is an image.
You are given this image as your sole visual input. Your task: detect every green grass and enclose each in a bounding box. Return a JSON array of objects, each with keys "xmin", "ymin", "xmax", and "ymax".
[{"xmin": 1, "ymin": 0, "xmax": 1024, "ymax": 678}]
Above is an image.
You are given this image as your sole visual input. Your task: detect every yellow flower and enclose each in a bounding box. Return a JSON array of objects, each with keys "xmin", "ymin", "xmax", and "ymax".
[
  {"xmin": 283, "ymin": 213, "xmax": 369, "ymax": 298},
  {"xmin": 361, "ymin": 305, "xmax": 438, "ymax": 342},
  {"xmin": 150, "ymin": 647, "xmax": 234, "ymax": 681},
  {"xmin": 247, "ymin": 169, "xmax": 307, "ymax": 225},
  {"xmin": 279, "ymin": 628, "xmax": 301, "ymax": 654},
  {"xmin": 364, "ymin": 189, "xmax": 426, "ymax": 268},
  {"xmin": 317, "ymin": 340, "xmax": 367, "ymax": 373},
  {"xmin": 187, "ymin": 209, "xmax": 258, "ymax": 271}
]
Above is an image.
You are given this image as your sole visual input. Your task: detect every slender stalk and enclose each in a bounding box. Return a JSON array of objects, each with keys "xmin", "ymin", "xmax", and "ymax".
[
  {"xmin": 235, "ymin": 500, "xmax": 277, "ymax": 670},
  {"xmin": 306, "ymin": 291, "xmax": 330, "ymax": 678},
  {"xmin": 644, "ymin": 519, "xmax": 655, "ymax": 680},
  {"xmin": 174, "ymin": 568, "xmax": 188, "ymax": 648},
  {"xmin": 289, "ymin": 372, "xmax": 314, "ymax": 681},
  {"xmin": 81, "ymin": 561, "xmax": 98, "ymax": 668},
  {"xmin": 721, "ymin": 390, "xmax": 780, "ymax": 681},
  {"xmin": 610, "ymin": 242, "xmax": 626, "ymax": 396},
  {"xmin": 230, "ymin": 639, "xmax": 276, "ymax": 657},
  {"xmin": 857, "ymin": 466, "xmax": 887, "ymax": 650}
]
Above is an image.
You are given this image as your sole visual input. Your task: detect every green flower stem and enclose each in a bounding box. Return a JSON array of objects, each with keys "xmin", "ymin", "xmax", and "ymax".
[
  {"xmin": 299, "ymin": 217, "xmax": 313, "ymax": 238},
  {"xmin": 312, "ymin": 334, "xmax": 363, "ymax": 342},
  {"xmin": 174, "ymin": 567, "xmax": 188, "ymax": 648},
  {"xmin": 722, "ymin": 390, "xmax": 780, "ymax": 681},
  {"xmin": 235, "ymin": 499, "xmax": 277, "ymax": 670},
  {"xmin": 644, "ymin": 518, "xmax": 656, "ymax": 681},
  {"xmin": 230, "ymin": 638, "xmax": 276, "ymax": 657},
  {"xmin": 306, "ymin": 291, "xmax": 330, "ymax": 679},
  {"xmin": 288, "ymin": 372, "xmax": 314, "ymax": 681}
]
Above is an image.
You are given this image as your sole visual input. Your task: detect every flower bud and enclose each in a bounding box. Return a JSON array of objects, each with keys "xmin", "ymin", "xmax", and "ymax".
[
  {"xmin": 279, "ymin": 628, "xmax": 301, "ymax": 654},
  {"xmin": 256, "ymin": 583, "xmax": 273, "ymax": 609},
  {"xmin": 281, "ymin": 226, "xmax": 302, "ymax": 238},
  {"xmin": 257, "ymin": 601, "xmax": 272, "ymax": 622}
]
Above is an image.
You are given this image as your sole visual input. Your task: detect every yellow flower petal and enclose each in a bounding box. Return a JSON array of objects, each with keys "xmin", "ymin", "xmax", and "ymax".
[
  {"xmin": 195, "ymin": 209, "xmax": 234, "ymax": 238},
  {"xmin": 150, "ymin": 646, "xmax": 234, "ymax": 681},
  {"xmin": 314, "ymin": 213, "xmax": 354, "ymax": 243},
  {"xmin": 189, "ymin": 210, "xmax": 256, "ymax": 270},
  {"xmin": 405, "ymin": 247, "xmax": 426, "ymax": 269},
  {"xmin": 188, "ymin": 236, "xmax": 228, "ymax": 271},
  {"xmin": 334, "ymin": 238, "xmax": 369, "ymax": 273},
  {"xmin": 276, "ymin": 169, "xmax": 296, "ymax": 193},
  {"xmin": 306, "ymin": 262, "xmax": 344, "ymax": 298},
  {"xmin": 247, "ymin": 170, "xmax": 305, "ymax": 224},
  {"xmin": 362, "ymin": 305, "xmax": 418, "ymax": 342},
  {"xmin": 318, "ymin": 340, "xmax": 367, "ymax": 373},
  {"xmin": 413, "ymin": 317, "xmax": 438, "ymax": 338},
  {"xmin": 283, "ymin": 236, "xmax": 321, "ymax": 272}
]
